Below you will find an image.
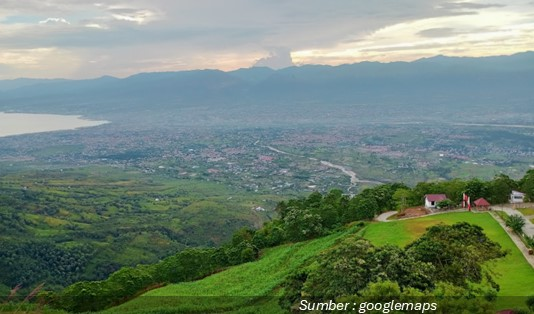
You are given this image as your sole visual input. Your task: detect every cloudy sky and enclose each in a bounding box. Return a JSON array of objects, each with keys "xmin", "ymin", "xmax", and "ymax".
[{"xmin": 1, "ymin": 0, "xmax": 533, "ymax": 79}]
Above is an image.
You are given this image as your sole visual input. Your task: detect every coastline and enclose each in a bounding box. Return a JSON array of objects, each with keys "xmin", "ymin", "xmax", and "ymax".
[{"xmin": 0, "ymin": 112, "xmax": 109, "ymax": 138}]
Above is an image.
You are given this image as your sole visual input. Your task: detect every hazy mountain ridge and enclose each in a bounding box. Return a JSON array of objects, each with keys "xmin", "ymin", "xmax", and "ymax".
[{"xmin": 0, "ymin": 52, "xmax": 532, "ymax": 121}]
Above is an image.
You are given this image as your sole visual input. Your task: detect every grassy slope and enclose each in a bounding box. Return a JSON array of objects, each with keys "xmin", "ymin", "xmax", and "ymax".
[
  {"xmin": 363, "ymin": 212, "xmax": 534, "ymax": 309},
  {"xmin": 103, "ymin": 224, "xmax": 363, "ymax": 314},
  {"xmin": 104, "ymin": 212, "xmax": 534, "ymax": 313}
]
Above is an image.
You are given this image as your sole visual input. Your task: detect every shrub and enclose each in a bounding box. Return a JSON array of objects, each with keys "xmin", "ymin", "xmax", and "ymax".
[{"xmin": 505, "ymin": 214, "xmax": 526, "ymax": 234}]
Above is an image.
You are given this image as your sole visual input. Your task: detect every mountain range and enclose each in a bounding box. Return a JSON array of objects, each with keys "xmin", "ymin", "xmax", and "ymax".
[{"xmin": 0, "ymin": 52, "xmax": 533, "ymax": 125}]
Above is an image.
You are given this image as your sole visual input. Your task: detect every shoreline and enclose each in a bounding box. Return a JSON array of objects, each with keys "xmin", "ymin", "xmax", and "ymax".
[{"xmin": 0, "ymin": 112, "xmax": 109, "ymax": 138}]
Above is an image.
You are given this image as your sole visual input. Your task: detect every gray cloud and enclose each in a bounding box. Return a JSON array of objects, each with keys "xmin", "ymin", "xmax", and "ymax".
[
  {"xmin": 438, "ymin": 2, "xmax": 506, "ymax": 11},
  {"xmin": 417, "ymin": 28, "xmax": 459, "ymax": 38},
  {"xmin": 417, "ymin": 26, "xmax": 502, "ymax": 38},
  {"xmin": 0, "ymin": 0, "xmax": 531, "ymax": 78}
]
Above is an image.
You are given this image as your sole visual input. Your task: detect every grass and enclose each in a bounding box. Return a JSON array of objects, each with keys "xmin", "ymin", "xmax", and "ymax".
[
  {"xmin": 102, "ymin": 224, "xmax": 364, "ymax": 314},
  {"xmin": 517, "ymin": 208, "xmax": 534, "ymax": 216},
  {"xmin": 101, "ymin": 212, "xmax": 533, "ymax": 313},
  {"xmin": 362, "ymin": 212, "xmax": 534, "ymax": 309}
]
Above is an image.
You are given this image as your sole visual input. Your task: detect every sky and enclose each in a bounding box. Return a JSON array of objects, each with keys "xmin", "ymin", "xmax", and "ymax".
[{"xmin": 0, "ymin": 0, "xmax": 533, "ymax": 79}]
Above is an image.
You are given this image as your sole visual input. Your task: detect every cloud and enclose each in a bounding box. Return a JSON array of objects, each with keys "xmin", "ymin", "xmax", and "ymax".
[
  {"xmin": 39, "ymin": 17, "xmax": 70, "ymax": 25},
  {"xmin": 417, "ymin": 27, "xmax": 458, "ymax": 38},
  {"xmin": 108, "ymin": 7, "xmax": 160, "ymax": 24},
  {"xmin": 0, "ymin": 0, "xmax": 532, "ymax": 78},
  {"xmin": 0, "ymin": 47, "xmax": 80, "ymax": 79},
  {"xmin": 438, "ymin": 2, "xmax": 506, "ymax": 11},
  {"xmin": 253, "ymin": 48, "xmax": 294, "ymax": 69}
]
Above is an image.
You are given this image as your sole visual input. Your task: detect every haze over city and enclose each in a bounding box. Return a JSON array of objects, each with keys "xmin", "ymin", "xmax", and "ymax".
[{"xmin": 1, "ymin": 0, "xmax": 533, "ymax": 79}]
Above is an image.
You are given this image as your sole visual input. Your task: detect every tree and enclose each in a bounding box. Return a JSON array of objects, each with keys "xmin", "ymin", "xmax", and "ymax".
[
  {"xmin": 231, "ymin": 227, "xmax": 255, "ymax": 246},
  {"xmin": 406, "ymin": 222, "xmax": 506, "ymax": 288},
  {"xmin": 299, "ymin": 238, "xmax": 434, "ymax": 301},
  {"xmin": 283, "ymin": 207, "xmax": 323, "ymax": 241},
  {"xmin": 437, "ymin": 199, "xmax": 454, "ymax": 209},
  {"xmin": 301, "ymin": 238, "xmax": 376, "ymax": 300},
  {"xmin": 526, "ymin": 295, "xmax": 534, "ymax": 312},
  {"xmin": 505, "ymin": 214, "xmax": 526, "ymax": 234},
  {"xmin": 252, "ymin": 220, "xmax": 285, "ymax": 249},
  {"xmin": 464, "ymin": 178, "xmax": 487, "ymax": 200},
  {"xmin": 487, "ymin": 174, "xmax": 516, "ymax": 204},
  {"xmin": 409, "ymin": 182, "xmax": 439, "ymax": 206},
  {"xmin": 520, "ymin": 169, "xmax": 534, "ymax": 202},
  {"xmin": 440, "ymin": 179, "xmax": 467, "ymax": 205},
  {"xmin": 347, "ymin": 195, "xmax": 379, "ymax": 222},
  {"xmin": 393, "ymin": 188, "xmax": 411, "ymax": 211}
]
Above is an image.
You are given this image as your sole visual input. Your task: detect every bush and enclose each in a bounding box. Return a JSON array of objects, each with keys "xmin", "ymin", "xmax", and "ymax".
[
  {"xmin": 526, "ymin": 295, "xmax": 534, "ymax": 311},
  {"xmin": 505, "ymin": 214, "xmax": 526, "ymax": 234}
]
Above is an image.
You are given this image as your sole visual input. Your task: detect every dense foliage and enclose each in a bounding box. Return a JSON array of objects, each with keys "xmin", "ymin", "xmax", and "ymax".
[
  {"xmin": 0, "ymin": 241, "xmax": 93, "ymax": 291},
  {"xmin": 0, "ymin": 168, "xmax": 269, "ymax": 295},
  {"xmin": 505, "ymin": 214, "xmax": 526, "ymax": 234},
  {"xmin": 280, "ymin": 223, "xmax": 506, "ymax": 312},
  {"xmin": 3, "ymin": 170, "xmax": 533, "ymax": 312},
  {"xmin": 275, "ymin": 184, "xmax": 405, "ymax": 242},
  {"xmin": 44, "ymin": 246, "xmax": 253, "ymax": 312},
  {"xmin": 405, "ymin": 222, "xmax": 505, "ymax": 288}
]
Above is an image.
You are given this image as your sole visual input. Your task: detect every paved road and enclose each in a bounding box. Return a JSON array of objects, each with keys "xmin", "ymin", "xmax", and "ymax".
[
  {"xmin": 490, "ymin": 211, "xmax": 534, "ymax": 268},
  {"xmin": 375, "ymin": 211, "xmax": 398, "ymax": 222},
  {"xmin": 492, "ymin": 206, "xmax": 534, "ymax": 237},
  {"xmin": 374, "ymin": 207, "xmax": 534, "ymax": 268}
]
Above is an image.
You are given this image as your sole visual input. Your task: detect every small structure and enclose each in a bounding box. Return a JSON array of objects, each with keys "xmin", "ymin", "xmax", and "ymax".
[
  {"xmin": 424, "ymin": 194, "xmax": 447, "ymax": 209},
  {"xmin": 473, "ymin": 198, "xmax": 491, "ymax": 210},
  {"xmin": 510, "ymin": 190, "xmax": 525, "ymax": 204}
]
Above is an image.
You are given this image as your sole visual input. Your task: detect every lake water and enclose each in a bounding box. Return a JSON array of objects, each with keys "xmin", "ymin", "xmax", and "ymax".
[{"xmin": 0, "ymin": 112, "xmax": 108, "ymax": 138}]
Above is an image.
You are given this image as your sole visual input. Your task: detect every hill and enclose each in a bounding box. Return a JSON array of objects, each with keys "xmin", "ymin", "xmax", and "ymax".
[
  {"xmin": 102, "ymin": 212, "xmax": 534, "ymax": 313},
  {"xmin": 102, "ymin": 223, "xmax": 364, "ymax": 314}
]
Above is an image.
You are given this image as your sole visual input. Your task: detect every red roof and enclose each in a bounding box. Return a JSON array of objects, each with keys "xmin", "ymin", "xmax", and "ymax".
[
  {"xmin": 474, "ymin": 198, "xmax": 490, "ymax": 206},
  {"xmin": 425, "ymin": 194, "xmax": 447, "ymax": 202}
]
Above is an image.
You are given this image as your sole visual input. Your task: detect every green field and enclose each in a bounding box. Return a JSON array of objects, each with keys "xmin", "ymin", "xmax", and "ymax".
[
  {"xmin": 103, "ymin": 224, "xmax": 364, "ymax": 314},
  {"xmin": 102, "ymin": 212, "xmax": 534, "ymax": 313},
  {"xmin": 363, "ymin": 212, "xmax": 534, "ymax": 309},
  {"xmin": 517, "ymin": 208, "xmax": 534, "ymax": 216}
]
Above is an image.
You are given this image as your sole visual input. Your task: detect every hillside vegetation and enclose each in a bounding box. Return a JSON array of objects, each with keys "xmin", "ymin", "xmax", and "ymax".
[
  {"xmin": 103, "ymin": 224, "xmax": 365, "ymax": 314},
  {"xmin": 101, "ymin": 212, "xmax": 533, "ymax": 313},
  {"xmin": 0, "ymin": 166, "xmax": 278, "ymax": 294},
  {"xmin": 3, "ymin": 171, "xmax": 534, "ymax": 313}
]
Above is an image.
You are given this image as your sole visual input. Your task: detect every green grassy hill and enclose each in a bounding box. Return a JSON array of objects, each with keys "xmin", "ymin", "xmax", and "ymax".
[
  {"xmin": 363, "ymin": 212, "xmax": 534, "ymax": 309},
  {"xmin": 102, "ymin": 212, "xmax": 534, "ymax": 313},
  {"xmin": 103, "ymin": 224, "xmax": 365, "ymax": 314}
]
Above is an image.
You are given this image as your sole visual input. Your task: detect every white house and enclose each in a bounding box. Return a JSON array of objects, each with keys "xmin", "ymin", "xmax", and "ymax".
[
  {"xmin": 510, "ymin": 190, "xmax": 525, "ymax": 204},
  {"xmin": 425, "ymin": 194, "xmax": 447, "ymax": 209}
]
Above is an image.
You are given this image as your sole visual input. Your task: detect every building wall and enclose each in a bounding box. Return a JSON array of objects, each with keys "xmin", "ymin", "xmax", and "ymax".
[{"xmin": 425, "ymin": 198, "xmax": 436, "ymax": 208}]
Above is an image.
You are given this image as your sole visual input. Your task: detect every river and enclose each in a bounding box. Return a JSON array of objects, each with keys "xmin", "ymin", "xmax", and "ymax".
[{"xmin": 262, "ymin": 144, "xmax": 382, "ymax": 191}]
